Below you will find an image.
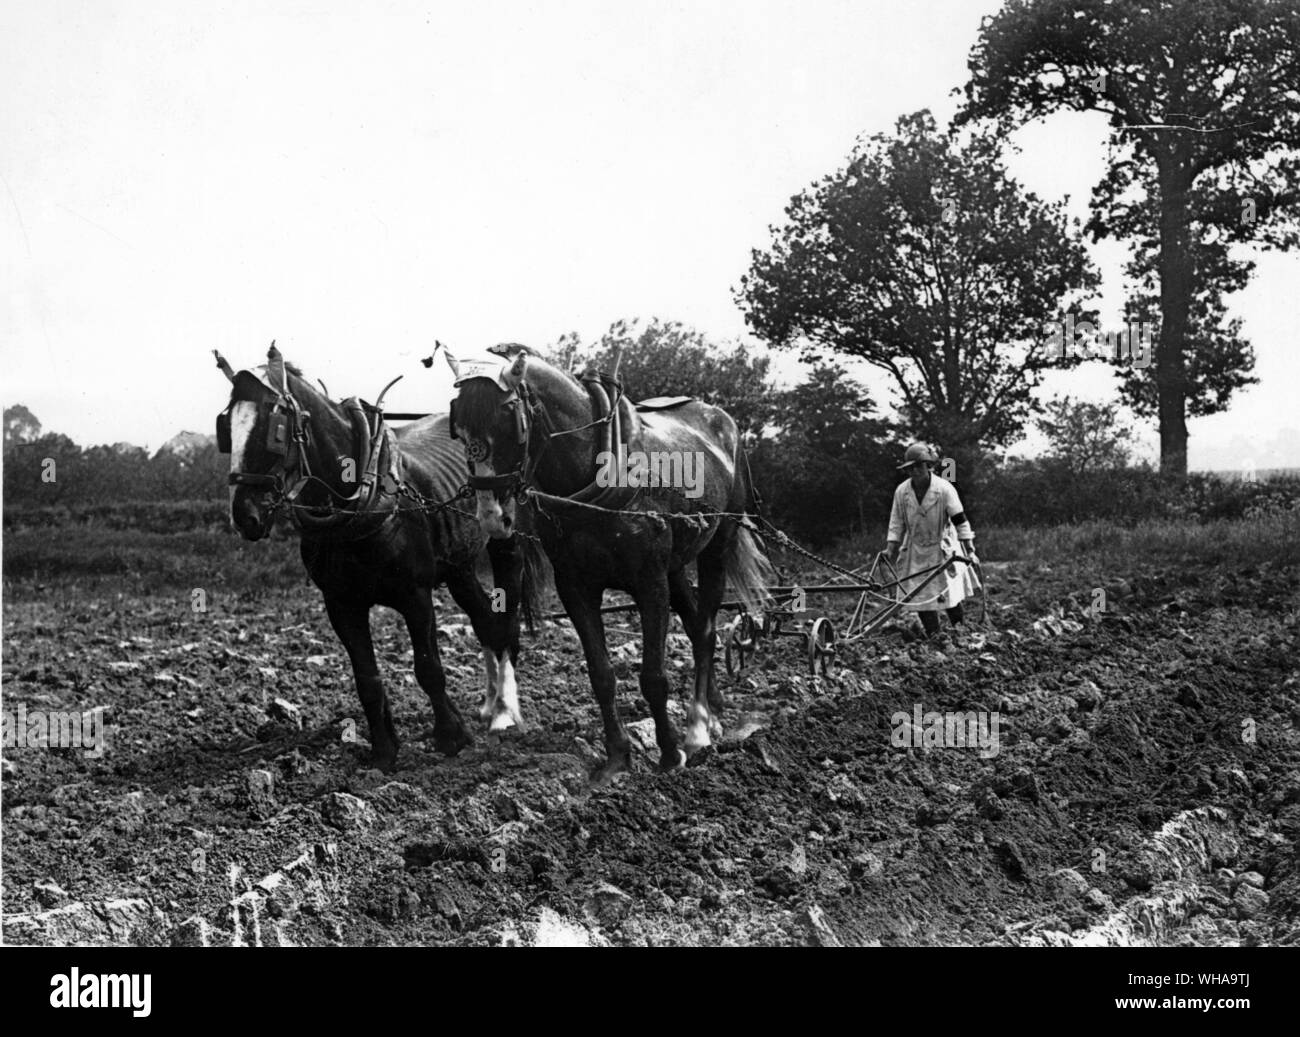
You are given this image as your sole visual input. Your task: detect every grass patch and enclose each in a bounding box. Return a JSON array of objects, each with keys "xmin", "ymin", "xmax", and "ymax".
[
  {"xmin": 814, "ymin": 508, "xmax": 1300, "ymax": 573},
  {"xmin": 5, "ymin": 507, "xmax": 1296, "ymax": 601},
  {"xmin": 3, "ymin": 525, "xmax": 307, "ymax": 596}
]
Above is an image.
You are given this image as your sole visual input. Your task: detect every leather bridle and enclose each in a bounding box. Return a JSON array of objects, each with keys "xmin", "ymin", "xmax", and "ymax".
[
  {"xmin": 457, "ymin": 380, "xmax": 550, "ymax": 501},
  {"xmin": 215, "ymin": 349, "xmax": 403, "ymax": 539},
  {"xmin": 452, "ymin": 364, "xmax": 625, "ymax": 504},
  {"xmin": 217, "ymin": 367, "xmax": 316, "ymax": 503}
]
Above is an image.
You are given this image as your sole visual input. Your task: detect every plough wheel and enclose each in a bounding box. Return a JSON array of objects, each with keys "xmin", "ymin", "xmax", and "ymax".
[
  {"xmin": 725, "ymin": 612, "xmax": 760, "ymax": 676},
  {"xmin": 807, "ymin": 617, "xmax": 836, "ymax": 676}
]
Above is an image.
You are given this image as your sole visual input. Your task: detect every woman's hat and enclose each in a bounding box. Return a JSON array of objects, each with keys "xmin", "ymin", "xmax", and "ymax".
[{"xmin": 896, "ymin": 443, "xmax": 938, "ymax": 469}]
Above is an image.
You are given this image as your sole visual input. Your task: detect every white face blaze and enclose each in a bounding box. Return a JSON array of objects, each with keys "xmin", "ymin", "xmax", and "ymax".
[
  {"xmin": 227, "ymin": 401, "xmax": 259, "ymax": 508},
  {"xmin": 468, "ymin": 441, "xmax": 517, "ymax": 539}
]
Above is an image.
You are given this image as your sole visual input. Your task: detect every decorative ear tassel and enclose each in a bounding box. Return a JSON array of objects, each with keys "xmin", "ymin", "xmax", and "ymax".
[{"xmin": 213, "ymin": 349, "xmax": 236, "ymax": 382}]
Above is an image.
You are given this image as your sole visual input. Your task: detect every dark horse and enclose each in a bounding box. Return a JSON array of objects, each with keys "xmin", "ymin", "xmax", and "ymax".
[
  {"xmin": 216, "ymin": 343, "xmax": 539, "ymax": 771},
  {"xmin": 449, "ymin": 346, "xmax": 771, "ymax": 783}
]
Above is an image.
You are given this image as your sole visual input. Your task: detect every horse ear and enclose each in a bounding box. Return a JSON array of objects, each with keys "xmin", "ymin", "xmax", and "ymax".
[
  {"xmin": 213, "ymin": 349, "xmax": 236, "ymax": 382},
  {"xmin": 503, "ymin": 352, "xmax": 527, "ymax": 388}
]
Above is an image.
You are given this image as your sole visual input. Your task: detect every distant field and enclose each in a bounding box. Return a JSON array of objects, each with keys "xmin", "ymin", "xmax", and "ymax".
[
  {"xmin": 4, "ymin": 503, "xmax": 1296, "ymax": 602},
  {"xmin": 2, "ymin": 517, "xmax": 305, "ymax": 595},
  {"xmin": 3, "ymin": 500, "xmax": 230, "ymax": 533},
  {"xmin": 1200, "ymin": 467, "xmax": 1300, "ymax": 481}
]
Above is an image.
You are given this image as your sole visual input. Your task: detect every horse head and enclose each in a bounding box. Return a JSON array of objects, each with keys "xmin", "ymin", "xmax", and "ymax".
[
  {"xmin": 215, "ymin": 343, "xmax": 324, "ymax": 541},
  {"xmin": 450, "ymin": 350, "xmax": 533, "ymax": 539}
]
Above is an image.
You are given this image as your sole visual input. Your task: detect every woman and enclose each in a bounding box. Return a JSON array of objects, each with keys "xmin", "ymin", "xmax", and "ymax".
[{"xmin": 885, "ymin": 443, "xmax": 978, "ymax": 638}]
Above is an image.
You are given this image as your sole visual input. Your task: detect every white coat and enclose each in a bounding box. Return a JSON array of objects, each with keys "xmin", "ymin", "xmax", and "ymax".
[{"xmin": 887, "ymin": 473, "xmax": 976, "ymax": 612}]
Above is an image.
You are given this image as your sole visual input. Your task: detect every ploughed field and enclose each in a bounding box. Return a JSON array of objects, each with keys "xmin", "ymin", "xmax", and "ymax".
[{"xmin": 3, "ymin": 548, "xmax": 1298, "ymax": 946}]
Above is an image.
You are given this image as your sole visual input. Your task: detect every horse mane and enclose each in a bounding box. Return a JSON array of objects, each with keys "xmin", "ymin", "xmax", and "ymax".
[
  {"xmin": 249, "ymin": 359, "xmax": 306, "ymax": 382},
  {"xmin": 455, "ymin": 351, "xmax": 583, "ymax": 432}
]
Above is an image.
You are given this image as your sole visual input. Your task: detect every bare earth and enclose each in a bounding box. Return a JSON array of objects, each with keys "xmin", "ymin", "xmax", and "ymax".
[{"xmin": 3, "ymin": 557, "xmax": 1298, "ymax": 946}]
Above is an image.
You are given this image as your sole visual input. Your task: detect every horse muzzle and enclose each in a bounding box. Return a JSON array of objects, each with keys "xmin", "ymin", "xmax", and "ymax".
[
  {"xmin": 230, "ymin": 485, "xmax": 277, "ymax": 541},
  {"xmin": 475, "ymin": 490, "xmax": 516, "ymax": 539}
]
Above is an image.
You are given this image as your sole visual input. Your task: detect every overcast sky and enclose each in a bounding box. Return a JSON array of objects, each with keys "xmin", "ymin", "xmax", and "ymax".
[{"xmin": 2, "ymin": 0, "xmax": 1296, "ymax": 470}]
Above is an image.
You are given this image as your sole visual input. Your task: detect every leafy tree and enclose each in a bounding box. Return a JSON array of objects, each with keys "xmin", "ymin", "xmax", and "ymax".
[
  {"xmin": 959, "ymin": 0, "xmax": 1300, "ymax": 475},
  {"xmin": 3, "ymin": 432, "xmax": 80, "ymax": 505},
  {"xmin": 1036, "ymin": 395, "xmax": 1132, "ymax": 476},
  {"xmin": 3, "ymin": 404, "xmax": 41, "ymax": 451},
  {"xmin": 737, "ymin": 110, "xmax": 1099, "ymax": 500},
  {"xmin": 748, "ymin": 363, "xmax": 897, "ymax": 545},
  {"xmin": 1110, "ymin": 177, "xmax": 1260, "ymax": 420},
  {"xmin": 550, "ymin": 318, "xmax": 773, "ymax": 438}
]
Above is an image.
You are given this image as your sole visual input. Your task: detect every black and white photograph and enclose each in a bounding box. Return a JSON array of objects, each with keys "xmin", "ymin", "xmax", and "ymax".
[{"xmin": 2, "ymin": 0, "xmax": 1297, "ymax": 993}]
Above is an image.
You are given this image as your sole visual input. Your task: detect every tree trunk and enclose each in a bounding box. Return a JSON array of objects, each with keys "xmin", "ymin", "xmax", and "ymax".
[{"xmin": 1156, "ymin": 155, "xmax": 1193, "ymax": 478}]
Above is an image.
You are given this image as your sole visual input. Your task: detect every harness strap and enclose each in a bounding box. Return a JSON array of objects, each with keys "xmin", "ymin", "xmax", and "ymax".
[
  {"xmin": 224, "ymin": 369, "xmax": 405, "ymax": 541},
  {"xmin": 528, "ymin": 372, "xmax": 643, "ymax": 508},
  {"xmin": 461, "ymin": 366, "xmax": 636, "ymax": 507}
]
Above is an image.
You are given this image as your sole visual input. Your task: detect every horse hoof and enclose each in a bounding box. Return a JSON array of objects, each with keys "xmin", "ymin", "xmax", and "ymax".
[
  {"xmin": 683, "ymin": 726, "xmax": 711, "ymax": 759},
  {"xmin": 658, "ymin": 747, "xmax": 687, "ymax": 772},
  {"xmin": 707, "ymin": 691, "xmax": 726, "ymax": 714},
  {"xmin": 589, "ymin": 758, "xmax": 630, "ymax": 787},
  {"xmin": 686, "ymin": 744, "xmax": 715, "ymax": 767},
  {"xmin": 434, "ymin": 727, "xmax": 473, "ymax": 757},
  {"xmin": 488, "ymin": 708, "xmax": 527, "ymax": 734}
]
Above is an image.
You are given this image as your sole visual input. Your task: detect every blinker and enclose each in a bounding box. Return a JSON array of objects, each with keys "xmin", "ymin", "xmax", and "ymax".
[{"xmin": 265, "ymin": 409, "xmax": 290, "ymax": 455}]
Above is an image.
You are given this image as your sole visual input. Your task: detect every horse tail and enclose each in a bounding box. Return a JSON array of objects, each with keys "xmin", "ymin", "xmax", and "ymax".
[{"xmin": 725, "ymin": 441, "xmax": 775, "ymax": 615}]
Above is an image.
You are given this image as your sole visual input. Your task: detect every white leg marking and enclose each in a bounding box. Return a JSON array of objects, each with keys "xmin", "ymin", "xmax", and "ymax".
[
  {"xmin": 479, "ymin": 649, "xmax": 499, "ymax": 721},
  {"xmin": 489, "ymin": 650, "xmax": 524, "ymax": 732},
  {"xmin": 684, "ymin": 700, "xmax": 712, "ymax": 756}
]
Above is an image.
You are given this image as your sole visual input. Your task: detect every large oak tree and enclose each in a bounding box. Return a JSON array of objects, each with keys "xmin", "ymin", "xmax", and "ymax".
[{"xmin": 959, "ymin": 0, "xmax": 1300, "ymax": 475}]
